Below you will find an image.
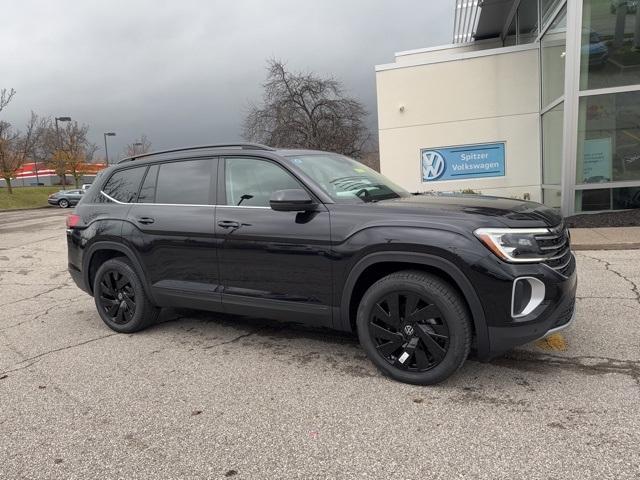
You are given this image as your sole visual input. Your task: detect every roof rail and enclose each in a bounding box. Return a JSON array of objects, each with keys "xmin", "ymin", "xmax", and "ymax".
[{"xmin": 117, "ymin": 143, "xmax": 275, "ymax": 163}]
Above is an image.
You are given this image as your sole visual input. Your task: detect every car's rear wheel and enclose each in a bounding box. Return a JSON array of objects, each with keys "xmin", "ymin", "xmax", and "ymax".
[
  {"xmin": 356, "ymin": 270, "xmax": 472, "ymax": 385},
  {"xmin": 58, "ymin": 199, "xmax": 69, "ymax": 208},
  {"xmin": 93, "ymin": 258, "xmax": 159, "ymax": 333}
]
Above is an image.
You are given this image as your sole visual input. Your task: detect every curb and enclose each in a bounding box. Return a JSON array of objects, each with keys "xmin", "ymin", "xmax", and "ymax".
[
  {"xmin": 572, "ymin": 243, "xmax": 640, "ymax": 251},
  {"xmin": 0, "ymin": 206, "xmax": 53, "ymax": 213}
]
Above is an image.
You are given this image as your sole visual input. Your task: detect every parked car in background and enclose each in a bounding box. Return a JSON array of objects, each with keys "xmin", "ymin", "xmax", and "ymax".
[
  {"xmin": 66, "ymin": 143, "xmax": 576, "ymax": 385},
  {"xmin": 48, "ymin": 189, "xmax": 84, "ymax": 208},
  {"xmin": 584, "ymin": 30, "xmax": 609, "ymax": 68}
]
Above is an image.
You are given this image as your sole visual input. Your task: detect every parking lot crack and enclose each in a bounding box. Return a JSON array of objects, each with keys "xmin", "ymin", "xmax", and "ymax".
[
  {"xmin": 203, "ymin": 328, "xmax": 265, "ymax": 350},
  {"xmin": 0, "ymin": 281, "xmax": 71, "ymax": 308},
  {"xmin": 579, "ymin": 253, "xmax": 640, "ymax": 306},
  {"xmin": 497, "ymin": 350, "xmax": 640, "ymax": 386},
  {"xmin": 0, "ymin": 333, "xmax": 117, "ymax": 376}
]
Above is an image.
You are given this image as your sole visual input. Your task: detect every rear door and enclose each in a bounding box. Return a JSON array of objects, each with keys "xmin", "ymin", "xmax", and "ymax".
[
  {"xmin": 123, "ymin": 157, "xmax": 221, "ymax": 309},
  {"xmin": 67, "ymin": 190, "xmax": 84, "ymax": 204},
  {"xmin": 215, "ymin": 156, "xmax": 333, "ymax": 327}
]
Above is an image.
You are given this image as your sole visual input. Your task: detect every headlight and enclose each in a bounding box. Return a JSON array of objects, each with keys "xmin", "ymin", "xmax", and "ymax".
[{"xmin": 474, "ymin": 228, "xmax": 550, "ymax": 263}]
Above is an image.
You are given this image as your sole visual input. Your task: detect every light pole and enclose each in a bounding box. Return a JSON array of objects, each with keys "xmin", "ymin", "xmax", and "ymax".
[
  {"xmin": 103, "ymin": 132, "xmax": 116, "ymax": 166},
  {"xmin": 54, "ymin": 116, "xmax": 71, "ymax": 188}
]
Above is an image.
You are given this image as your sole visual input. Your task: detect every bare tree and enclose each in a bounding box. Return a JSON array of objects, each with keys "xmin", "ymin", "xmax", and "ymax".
[
  {"xmin": 0, "ymin": 113, "xmax": 46, "ymax": 193},
  {"xmin": 0, "ymin": 88, "xmax": 16, "ymax": 114},
  {"xmin": 45, "ymin": 120, "xmax": 95, "ymax": 188},
  {"xmin": 243, "ymin": 60, "xmax": 369, "ymax": 158},
  {"xmin": 125, "ymin": 134, "xmax": 152, "ymax": 157},
  {"xmin": 0, "ymin": 122, "xmax": 21, "ymax": 193}
]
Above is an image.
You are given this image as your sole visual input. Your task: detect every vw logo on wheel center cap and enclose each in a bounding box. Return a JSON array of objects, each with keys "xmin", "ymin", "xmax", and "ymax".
[{"xmin": 403, "ymin": 324, "xmax": 415, "ymax": 336}]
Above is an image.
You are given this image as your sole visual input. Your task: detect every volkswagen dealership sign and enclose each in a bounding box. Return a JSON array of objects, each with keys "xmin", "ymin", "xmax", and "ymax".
[{"xmin": 420, "ymin": 142, "xmax": 505, "ymax": 183}]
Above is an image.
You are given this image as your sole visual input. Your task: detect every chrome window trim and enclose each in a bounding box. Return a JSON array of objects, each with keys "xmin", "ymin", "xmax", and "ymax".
[
  {"xmin": 100, "ymin": 190, "xmax": 270, "ymax": 209},
  {"xmin": 100, "ymin": 190, "xmax": 215, "ymax": 208},
  {"xmin": 217, "ymin": 205, "xmax": 270, "ymax": 209}
]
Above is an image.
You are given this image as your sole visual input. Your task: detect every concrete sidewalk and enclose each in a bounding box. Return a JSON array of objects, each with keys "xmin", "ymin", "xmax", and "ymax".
[{"xmin": 570, "ymin": 226, "xmax": 640, "ymax": 250}]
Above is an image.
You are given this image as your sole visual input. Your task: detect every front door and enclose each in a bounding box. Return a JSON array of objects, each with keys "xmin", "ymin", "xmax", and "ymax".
[
  {"xmin": 124, "ymin": 158, "xmax": 220, "ymax": 310},
  {"xmin": 215, "ymin": 156, "xmax": 333, "ymax": 327}
]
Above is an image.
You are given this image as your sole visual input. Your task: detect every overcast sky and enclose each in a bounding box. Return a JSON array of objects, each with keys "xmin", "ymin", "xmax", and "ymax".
[{"xmin": 2, "ymin": 0, "xmax": 453, "ymax": 160}]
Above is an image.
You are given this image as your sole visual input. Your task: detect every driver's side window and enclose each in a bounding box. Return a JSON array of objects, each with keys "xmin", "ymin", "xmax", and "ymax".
[{"xmin": 224, "ymin": 157, "xmax": 301, "ymax": 207}]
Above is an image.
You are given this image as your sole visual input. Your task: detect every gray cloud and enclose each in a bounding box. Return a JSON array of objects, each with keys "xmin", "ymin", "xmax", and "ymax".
[{"xmin": 2, "ymin": 0, "xmax": 453, "ymax": 160}]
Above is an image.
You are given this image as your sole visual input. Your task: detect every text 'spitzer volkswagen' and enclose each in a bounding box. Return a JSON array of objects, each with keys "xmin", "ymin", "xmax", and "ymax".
[{"xmin": 66, "ymin": 143, "xmax": 576, "ymax": 384}]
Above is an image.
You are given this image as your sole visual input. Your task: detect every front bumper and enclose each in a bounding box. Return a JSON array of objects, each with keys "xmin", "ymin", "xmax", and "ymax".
[{"xmin": 470, "ymin": 253, "xmax": 578, "ymax": 359}]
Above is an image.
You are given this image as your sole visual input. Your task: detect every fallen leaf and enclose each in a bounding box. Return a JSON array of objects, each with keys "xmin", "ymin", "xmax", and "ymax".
[{"xmin": 535, "ymin": 333, "xmax": 567, "ymax": 351}]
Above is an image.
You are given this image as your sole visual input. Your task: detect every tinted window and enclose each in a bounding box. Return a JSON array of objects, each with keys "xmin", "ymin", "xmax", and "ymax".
[
  {"xmin": 102, "ymin": 167, "xmax": 146, "ymax": 203},
  {"xmin": 137, "ymin": 164, "xmax": 158, "ymax": 203},
  {"xmin": 155, "ymin": 159, "xmax": 213, "ymax": 205},
  {"xmin": 225, "ymin": 157, "xmax": 301, "ymax": 207},
  {"xmin": 285, "ymin": 153, "xmax": 409, "ymax": 203}
]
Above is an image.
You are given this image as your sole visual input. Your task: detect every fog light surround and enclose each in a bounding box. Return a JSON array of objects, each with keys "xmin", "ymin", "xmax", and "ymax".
[{"xmin": 511, "ymin": 277, "xmax": 545, "ymax": 318}]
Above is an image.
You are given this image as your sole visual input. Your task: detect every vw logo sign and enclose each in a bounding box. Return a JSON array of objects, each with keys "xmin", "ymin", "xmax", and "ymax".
[
  {"xmin": 403, "ymin": 325, "xmax": 415, "ymax": 336},
  {"xmin": 421, "ymin": 150, "xmax": 446, "ymax": 182}
]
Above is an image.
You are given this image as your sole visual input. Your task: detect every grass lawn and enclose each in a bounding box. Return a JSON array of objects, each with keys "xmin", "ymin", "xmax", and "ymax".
[{"xmin": 0, "ymin": 186, "xmax": 61, "ymax": 210}]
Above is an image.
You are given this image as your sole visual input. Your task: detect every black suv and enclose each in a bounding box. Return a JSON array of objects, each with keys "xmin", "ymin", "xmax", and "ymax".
[{"xmin": 67, "ymin": 143, "xmax": 576, "ymax": 385}]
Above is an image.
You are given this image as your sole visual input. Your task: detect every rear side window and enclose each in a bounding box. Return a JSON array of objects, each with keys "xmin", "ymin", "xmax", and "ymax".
[
  {"xmin": 137, "ymin": 164, "xmax": 159, "ymax": 203},
  {"xmin": 101, "ymin": 167, "xmax": 146, "ymax": 203},
  {"xmin": 155, "ymin": 159, "xmax": 214, "ymax": 205}
]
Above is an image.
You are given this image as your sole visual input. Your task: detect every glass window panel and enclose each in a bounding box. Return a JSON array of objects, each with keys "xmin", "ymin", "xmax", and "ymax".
[
  {"xmin": 542, "ymin": 188, "xmax": 562, "ymax": 208},
  {"xmin": 155, "ymin": 159, "xmax": 213, "ymax": 205},
  {"xmin": 575, "ymin": 188, "xmax": 611, "ymax": 211},
  {"xmin": 541, "ymin": 5, "xmax": 568, "ymax": 107},
  {"xmin": 580, "ymin": 0, "xmax": 640, "ymax": 90},
  {"xmin": 101, "ymin": 166, "xmax": 146, "ymax": 203},
  {"xmin": 225, "ymin": 158, "xmax": 301, "ymax": 207},
  {"xmin": 137, "ymin": 164, "xmax": 158, "ymax": 203},
  {"xmin": 541, "ymin": 0, "xmax": 563, "ymax": 27},
  {"xmin": 518, "ymin": 0, "xmax": 539, "ymax": 44},
  {"xmin": 613, "ymin": 185, "xmax": 640, "ymax": 208},
  {"xmin": 504, "ymin": 15, "xmax": 517, "ymax": 46},
  {"xmin": 542, "ymin": 101, "xmax": 564, "ymax": 185},
  {"xmin": 576, "ymin": 90, "xmax": 640, "ymax": 183},
  {"xmin": 576, "ymin": 186, "xmax": 640, "ymax": 211}
]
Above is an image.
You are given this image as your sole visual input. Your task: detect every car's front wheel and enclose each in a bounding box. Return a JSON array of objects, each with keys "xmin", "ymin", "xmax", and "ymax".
[
  {"xmin": 93, "ymin": 258, "xmax": 160, "ymax": 333},
  {"xmin": 356, "ymin": 270, "xmax": 472, "ymax": 385},
  {"xmin": 58, "ymin": 199, "xmax": 69, "ymax": 208}
]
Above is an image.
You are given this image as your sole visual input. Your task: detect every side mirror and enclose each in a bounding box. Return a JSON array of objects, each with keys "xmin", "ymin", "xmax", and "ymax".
[{"xmin": 270, "ymin": 189, "xmax": 317, "ymax": 212}]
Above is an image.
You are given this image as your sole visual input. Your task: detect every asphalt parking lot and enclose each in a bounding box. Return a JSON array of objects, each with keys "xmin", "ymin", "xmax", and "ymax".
[{"xmin": 1, "ymin": 208, "xmax": 639, "ymax": 479}]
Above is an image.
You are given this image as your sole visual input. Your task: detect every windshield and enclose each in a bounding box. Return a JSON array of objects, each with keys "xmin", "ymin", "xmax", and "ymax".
[{"xmin": 285, "ymin": 153, "xmax": 410, "ymax": 203}]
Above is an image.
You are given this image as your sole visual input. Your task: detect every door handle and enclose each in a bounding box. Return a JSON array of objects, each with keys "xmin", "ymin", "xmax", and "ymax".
[
  {"xmin": 218, "ymin": 220, "xmax": 240, "ymax": 229},
  {"xmin": 136, "ymin": 216, "xmax": 155, "ymax": 225}
]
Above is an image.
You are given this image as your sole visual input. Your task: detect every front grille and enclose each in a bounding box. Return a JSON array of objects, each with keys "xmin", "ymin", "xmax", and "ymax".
[{"xmin": 535, "ymin": 223, "xmax": 573, "ymax": 276}]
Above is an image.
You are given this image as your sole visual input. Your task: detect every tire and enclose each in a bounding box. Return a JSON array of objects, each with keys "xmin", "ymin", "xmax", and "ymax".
[
  {"xmin": 93, "ymin": 257, "xmax": 160, "ymax": 333},
  {"xmin": 58, "ymin": 199, "xmax": 69, "ymax": 208},
  {"xmin": 356, "ymin": 270, "xmax": 472, "ymax": 385}
]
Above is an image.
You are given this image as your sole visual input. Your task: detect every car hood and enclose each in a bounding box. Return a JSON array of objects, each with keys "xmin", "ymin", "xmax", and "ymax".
[{"xmin": 375, "ymin": 193, "xmax": 563, "ymax": 228}]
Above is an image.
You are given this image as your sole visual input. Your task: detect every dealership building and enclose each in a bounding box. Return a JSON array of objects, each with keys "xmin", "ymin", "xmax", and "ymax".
[{"xmin": 376, "ymin": 0, "xmax": 640, "ymax": 214}]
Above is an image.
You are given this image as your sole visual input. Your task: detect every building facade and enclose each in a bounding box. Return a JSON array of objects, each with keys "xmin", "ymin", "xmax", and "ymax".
[
  {"xmin": 0, "ymin": 162, "xmax": 106, "ymax": 188},
  {"xmin": 376, "ymin": 0, "xmax": 640, "ymax": 215}
]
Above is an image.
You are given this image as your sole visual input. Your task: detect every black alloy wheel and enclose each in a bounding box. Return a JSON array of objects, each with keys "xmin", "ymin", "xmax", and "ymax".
[
  {"xmin": 356, "ymin": 270, "xmax": 472, "ymax": 385},
  {"xmin": 369, "ymin": 291, "xmax": 449, "ymax": 372},
  {"xmin": 98, "ymin": 270, "xmax": 136, "ymax": 324},
  {"xmin": 93, "ymin": 258, "xmax": 160, "ymax": 333}
]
